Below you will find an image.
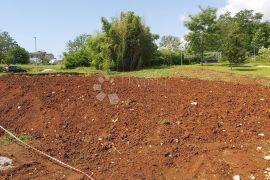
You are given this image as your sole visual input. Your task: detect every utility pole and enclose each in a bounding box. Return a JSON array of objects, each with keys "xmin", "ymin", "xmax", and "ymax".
[
  {"xmin": 253, "ymin": 47, "xmax": 256, "ymax": 61},
  {"xmin": 33, "ymin": 37, "xmax": 37, "ymax": 52}
]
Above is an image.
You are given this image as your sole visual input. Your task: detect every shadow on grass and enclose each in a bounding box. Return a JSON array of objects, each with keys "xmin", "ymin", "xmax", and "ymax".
[{"xmin": 234, "ymin": 69, "xmax": 257, "ymax": 71}]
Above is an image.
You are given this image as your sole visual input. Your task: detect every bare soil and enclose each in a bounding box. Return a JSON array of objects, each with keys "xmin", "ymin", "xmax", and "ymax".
[{"xmin": 0, "ymin": 75, "xmax": 270, "ymax": 180}]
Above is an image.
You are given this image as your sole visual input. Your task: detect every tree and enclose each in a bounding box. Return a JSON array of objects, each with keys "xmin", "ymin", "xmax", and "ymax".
[
  {"xmin": 159, "ymin": 35, "xmax": 181, "ymax": 52},
  {"xmin": 4, "ymin": 47, "xmax": 29, "ymax": 65},
  {"xmin": 99, "ymin": 11, "xmax": 159, "ymax": 71},
  {"xmin": 222, "ymin": 23, "xmax": 247, "ymax": 69},
  {"xmin": 251, "ymin": 22, "xmax": 270, "ymax": 51},
  {"xmin": 64, "ymin": 33, "xmax": 91, "ymax": 68},
  {"xmin": 233, "ymin": 10, "xmax": 263, "ymax": 53},
  {"xmin": 66, "ymin": 33, "xmax": 90, "ymax": 53},
  {"xmin": 0, "ymin": 31, "xmax": 18, "ymax": 62},
  {"xmin": 85, "ymin": 34, "xmax": 111, "ymax": 70},
  {"xmin": 41, "ymin": 55, "xmax": 51, "ymax": 65},
  {"xmin": 185, "ymin": 7, "xmax": 219, "ymax": 65}
]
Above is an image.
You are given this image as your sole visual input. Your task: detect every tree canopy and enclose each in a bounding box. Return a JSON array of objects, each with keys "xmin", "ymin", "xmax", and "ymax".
[
  {"xmin": 100, "ymin": 11, "xmax": 159, "ymax": 71},
  {"xmin": 64, "ymin": 11, "xmax": 159, "ymax": 71},
  {"xmin": 0, "ymin": 31, "xmax": 18, "ymax": 62},
  {"xmin": 185, "ymin": 7, "xmax": 219, "ymax": 63},
  {"xmin": 4, "ymin": 47, "xmax": 29, "ymax": 65},
  {"xmin": 66, "ymin": 33, "xmax": 90, "ymax": 53},
  {"xmin": 159, "ymin": 35, "xmax": 182, "ymax": 52}
]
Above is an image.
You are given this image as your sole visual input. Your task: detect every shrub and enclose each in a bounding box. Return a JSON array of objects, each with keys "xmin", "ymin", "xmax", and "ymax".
[{"xmin": 64, "ymin": 50, "xmax": 90, "ymax": 69}]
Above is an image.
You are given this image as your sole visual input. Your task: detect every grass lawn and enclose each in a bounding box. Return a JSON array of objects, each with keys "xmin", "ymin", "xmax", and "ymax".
[{"xmin": 1, "ymin": 62, "xmax": 270, "ymax": 86}]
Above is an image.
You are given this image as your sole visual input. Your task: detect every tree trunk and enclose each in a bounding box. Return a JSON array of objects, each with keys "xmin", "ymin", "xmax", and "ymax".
[{"xmin": 201, "ymin": 51, "xmax": 204, "ymax": 66}]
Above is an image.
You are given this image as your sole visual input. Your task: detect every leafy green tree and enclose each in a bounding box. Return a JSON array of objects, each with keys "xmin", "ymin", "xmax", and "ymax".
[
  {"xmin": 222, "ymin": 23, "xmax": 247, "ymax": 69},
  {"xmin": 185, "ymin": 7, "xmax": 219, "ymax": 65},
  {"xmin": 4, "ymin": 47, "xmax": 29, "ymax": 65},
  {"xmin": 233, "ymin": 10, "xmax": 263, "ymax": 53},
  {"xmin": 159, "ymin": 35, "xmax": 181, "ymax": 52},
  {"xmin": 41, "ymin": 55, "xmax": 51, "ymax": 65},
  {"xmin": 100, "ymin": 11, "xmax": 159, "ymax": 71},
  {"xmin": 66, "ymin": 33, "xmax": 90, "ymax": 53},
  {"xmin": 85, "ymin": 34, "xmax": 111, "ymax": 70},
  {"xmin": 0, "ymin": 31, "xmax": 18, "ymax": 62},
  {"xmin": 251, "ymin": 22, "xmax": 270, "ymax": 51},
  {"xmin": 64, "ymin": 33, "xmax": 91, "ymax": 68}
]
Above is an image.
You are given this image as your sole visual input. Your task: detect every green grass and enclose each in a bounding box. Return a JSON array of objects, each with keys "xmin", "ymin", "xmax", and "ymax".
[
  {"xmin": 0, "ymin": 133, "xmax": 33, "ymax": 145},
  {"xmin": 1, "ymin": 62, "xmax": 270, "ymax": 86}
]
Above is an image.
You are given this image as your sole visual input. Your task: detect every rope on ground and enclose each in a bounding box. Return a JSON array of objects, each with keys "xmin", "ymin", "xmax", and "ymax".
[{"xmin": 0, "ymin": 125, "xmax": 94, "ymax": 180}]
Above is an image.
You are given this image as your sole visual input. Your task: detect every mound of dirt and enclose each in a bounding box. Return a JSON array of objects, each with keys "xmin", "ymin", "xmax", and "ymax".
[{"xmin": 0, "ymin": 75, "xmax": 270, "ymax": 179}]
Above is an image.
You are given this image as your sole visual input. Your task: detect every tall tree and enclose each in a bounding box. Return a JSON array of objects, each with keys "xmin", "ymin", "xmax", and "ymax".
[
  {"xmin": 233, "ymin": 10, "xmax": 263, "ymax": 53},
  {"xmin": 66, "ymin": 33, "xmax": 90, "ymax": 53},
  {"xmin": 185, "ymin": 7, "xmax": 218, "ymax": 64},
  {"xmin": 222, "ymin": 23, "xmax": 247, "ymax": 69},
  {"xmin": 0, "ymin": 31, "xmax": 18, "ymax": 62},
  {"xmin": 99, "ymin": 11, "xmax": 158, "ymax": 71},
  {"xmin": 159, "ymin": 35, "xmax": 181, "ymax": 52}
]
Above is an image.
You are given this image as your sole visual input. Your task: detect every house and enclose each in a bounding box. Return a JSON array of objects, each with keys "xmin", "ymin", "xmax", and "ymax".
[{"xmin": 29, "ymin": 51, "xmax": 55, "ymax": 64}]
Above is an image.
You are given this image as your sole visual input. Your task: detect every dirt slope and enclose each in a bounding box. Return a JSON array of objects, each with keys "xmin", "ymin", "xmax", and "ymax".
[{"xmin": 0, "ymin": 75, "xmax": 270, "ymax": 179}]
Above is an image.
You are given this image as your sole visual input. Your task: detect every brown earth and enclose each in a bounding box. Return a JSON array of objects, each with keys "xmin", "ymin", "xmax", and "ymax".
[{"xmin": 0, "ymin": 75, "xmax": 270, "ymax": 180}]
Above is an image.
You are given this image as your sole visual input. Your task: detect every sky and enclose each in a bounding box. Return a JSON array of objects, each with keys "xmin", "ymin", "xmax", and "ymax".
[{"xmin": 1, "ymin": 0, "xmax": 269, "ymax": 57}]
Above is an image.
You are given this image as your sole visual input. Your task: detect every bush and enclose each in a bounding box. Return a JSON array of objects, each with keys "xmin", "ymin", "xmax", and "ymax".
[
  {"xmin": 64, "ymin": 50, "xmax": 90, "ymax": 69},
  {"xmin": 150, "ymin": 50, "xmax": 189, "ymax": 66},
  {"xmin": 258, "ymin": 47, "xmax": 270, "ymax": 61}
]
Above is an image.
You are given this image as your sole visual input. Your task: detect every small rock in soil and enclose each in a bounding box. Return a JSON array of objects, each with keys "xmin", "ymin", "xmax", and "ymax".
[
  {"xmin": 232, "ymin": 175, "xmax": 241, "ymax": 180},
  {"xmin": 264, "ymin": 155, "xmax": 270, "ymax": 160},
  {"xmin": 191, "ymin": 101, "xmax": 198, "ymax": 106},
  {"xmin": 0, "ymin": 156, "xmax": 14, "ymax": 171}
]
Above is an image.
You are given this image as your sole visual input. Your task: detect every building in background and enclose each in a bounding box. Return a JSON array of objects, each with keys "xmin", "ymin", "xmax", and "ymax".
[{"xmin": 29, "ymin": 51, "xmax": 56, "ymax": 64}]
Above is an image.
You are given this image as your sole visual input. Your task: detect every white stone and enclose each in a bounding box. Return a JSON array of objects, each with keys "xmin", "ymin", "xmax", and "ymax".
[
  {"xmin": 233, "ymin": 175, "xmax": 241, "ymax": 180},
  {"xmin": 264, "ymin": 155, "xmax": 270, "ymax": 160},
  {"xmin": 249, "ymin": 174, "xmax": 256, "ymax": 179},
  {"xmin": 41, "ymin": 69, "xmax": 55, "ymax": 73},
  {"xmin": 0, "ymin": 156, "xmax": 14, "ymax": 171},
  {"xmin": 258, "ymin": 133, "xmax": 265, "ymax": 137},
  {"xmin": 191, "ymin": 101, "xmax": 198, "ymax": 106},
  {"xmin": 112, "ymin": 118, "xmax": 118, "ymax": 123},
  {"xmin": 257, "ymin": 147, "xmax": 262, "ymax": 150}
]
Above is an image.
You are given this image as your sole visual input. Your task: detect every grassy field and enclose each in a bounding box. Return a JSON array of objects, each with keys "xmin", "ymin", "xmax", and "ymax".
[{"xmin": 1, "ymin": 63, "xmax": 270, "ymax": 85}]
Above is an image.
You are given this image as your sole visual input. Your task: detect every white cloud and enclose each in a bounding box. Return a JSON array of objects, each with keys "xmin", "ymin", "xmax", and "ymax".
[
  {"xmin": 179, "ymin": 15, "xmax": 188, "ymax": 22},
  {"xmin": 219, "ymin": 0, "xmax": 270, "ymax": 20}
]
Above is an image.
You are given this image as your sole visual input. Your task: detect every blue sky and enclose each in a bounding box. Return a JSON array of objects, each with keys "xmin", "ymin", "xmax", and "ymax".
[{"xmin": 0, "ymin": 0, "xmax": 230, "ymax": 56}]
